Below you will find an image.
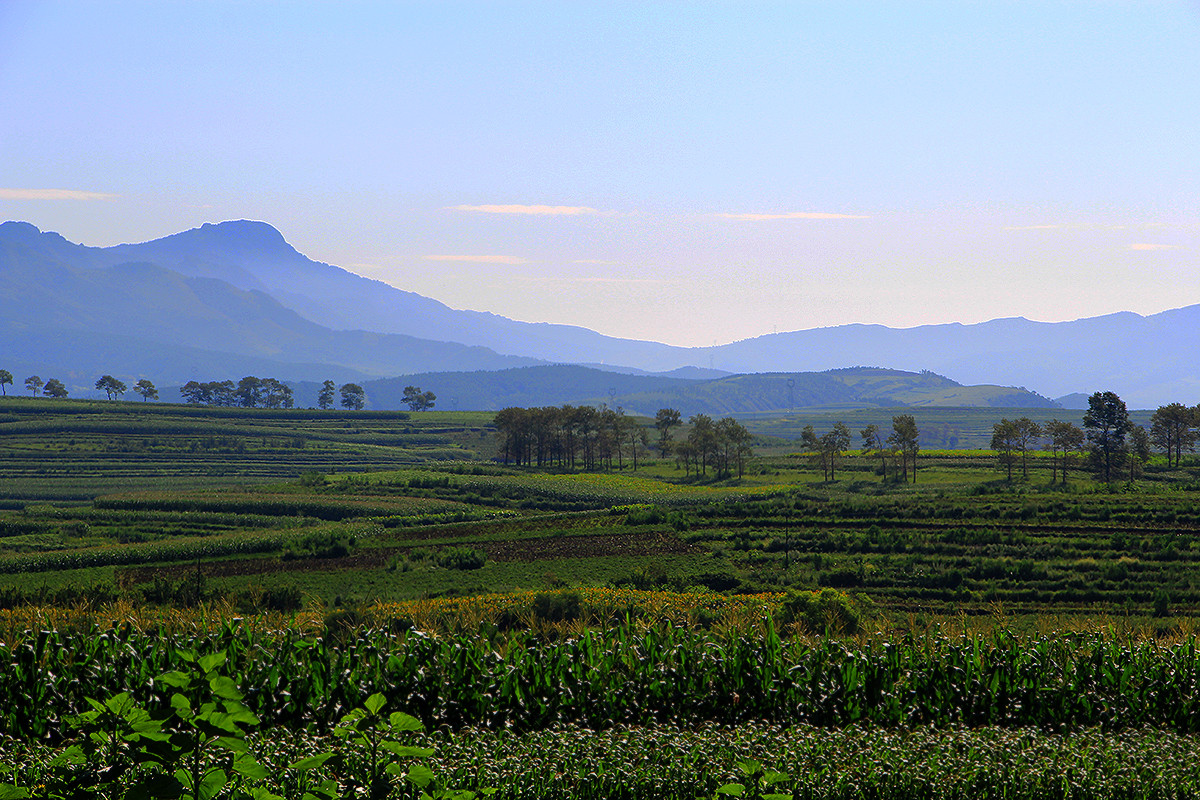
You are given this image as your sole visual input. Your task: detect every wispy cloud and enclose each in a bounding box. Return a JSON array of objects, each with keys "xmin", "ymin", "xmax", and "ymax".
[
  {"xmin": 449, "ymin": 204, "xmax": 599, "ymax": 216},
  {"xmin": 714, "ymin": 211, "xmax": 869, "ymax": 221},
  {"xmin": 423, "ymin": 254, "xmax": 530, "ymax": 264},
  {"xmin": 572, "ymin": 277, "xmax": 667, "ymax": 285},
  {"xmin": 1129, "ymin": 243, "xmax": 1183, "ymax": 251},
  {"xmin": 0, "ymin": 188, "xmax": 117, "ymax": 201}
]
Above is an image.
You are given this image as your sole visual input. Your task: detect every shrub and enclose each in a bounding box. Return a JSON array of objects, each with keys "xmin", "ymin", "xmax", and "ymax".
[
  {"xmin": 436, "ymin": 546, "xmax": 486, "ymax": 570},
  {"xmin": 531, "ymin": 590, "xmax": 583, "ymax": 623},
  {"xmin": 779, "ymin": 588, "xmax": 863, "ymax": 635}
]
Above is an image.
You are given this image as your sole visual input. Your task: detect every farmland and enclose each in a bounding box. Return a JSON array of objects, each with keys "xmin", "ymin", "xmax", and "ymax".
[{"xmin": 3, "ymin": 396, "xmax": 1200, "ymax": 798}]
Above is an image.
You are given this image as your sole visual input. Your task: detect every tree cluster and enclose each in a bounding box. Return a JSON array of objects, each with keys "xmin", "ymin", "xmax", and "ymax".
[
  {"xmin": 493, "ymin": 405, "xmax": 650, "ymax": 471},
  {"xmin": 16, "ymin": 375, "xmax": 68, "ymax": 398},
  {"xmin": 807, "ymin": 415, "xmax": 919, "ymax": 483},
  {"xmin": 181, "ymin": 376, "xmax": 294, "ymax": 408},
  {"xmin": 673, "ymin": 414, "xmax": 753, "ymax": 478},
  {"xmin": 402, "ymin": 385, "xmax": 436, "ymax": 412}
]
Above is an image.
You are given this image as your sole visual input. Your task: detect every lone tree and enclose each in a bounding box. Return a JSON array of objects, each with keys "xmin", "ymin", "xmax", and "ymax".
[
  {"xmin": 133, "ymin": 379, "xmax": 158, "ymax": 401},
  {"xmin": 24, "ymin": 375, "xmax": 43, "ymax": 396},
  {"xmin": 1084, "ymin": 390, "xmax": 1131, "ymax": 486},
  {"xmin": 0, "ymin": 369, "xmax": 12, "ymax": 396},
  {"xmin": 95, "ymin": 374, "xmax": 127, "ymax": 400},
  {"xmin": 340, "ymin": 383, "xmax": 366, "ymax": 411},
  {"xmin": 43, "ymin": 378, "xmax": 68, "ymax": 398},
  {"xmin": 402, "ymin": 385, "xmax": 436, "ymax": 411},
  {"xmin": 317, "ymin": 380, "xmax": 336, "ymax": 410},
  {"xmin": 654, "ymin": 408, "xmax": 682, "ymax": 458}
]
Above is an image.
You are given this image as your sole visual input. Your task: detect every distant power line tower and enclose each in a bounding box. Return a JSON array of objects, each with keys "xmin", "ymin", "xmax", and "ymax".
[{"xmin": 787, "ymin": 378, "xmax": 795, "ymax": 412}]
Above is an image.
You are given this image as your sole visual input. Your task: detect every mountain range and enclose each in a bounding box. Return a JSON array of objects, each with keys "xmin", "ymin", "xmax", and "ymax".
[{"xmin": 1, "ymin": 219, "xmax": 1193, "ymax": 409}]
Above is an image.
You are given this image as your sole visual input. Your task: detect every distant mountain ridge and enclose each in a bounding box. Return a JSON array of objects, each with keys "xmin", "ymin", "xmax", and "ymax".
[
  {"xmin": 2, "ymin": 219, "xmax": 1195, "ymax": 407},
  {"xmin": 356, "ymin": 365, "xmax": 1055, "ymax": 414}
]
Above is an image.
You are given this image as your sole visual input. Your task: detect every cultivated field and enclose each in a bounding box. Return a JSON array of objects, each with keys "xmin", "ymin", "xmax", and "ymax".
[{"xmin": 2, "ymin": 397, "xmax": 1199, "ymax": 799}]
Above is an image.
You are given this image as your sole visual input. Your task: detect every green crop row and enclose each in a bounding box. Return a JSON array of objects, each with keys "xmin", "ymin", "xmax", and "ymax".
[
  {"xmin": 7, "ymin": 722, "xmax": 1200, "ymax": 800},
  {"xmin": 8, "ymin": 623, "xmax": 1200, "ymax": 742}
]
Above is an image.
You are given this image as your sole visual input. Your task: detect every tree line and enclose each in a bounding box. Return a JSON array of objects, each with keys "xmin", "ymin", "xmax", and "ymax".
[
  {"xmin": 991, "ymin": 391, "xmax": 1199, "ymax": 486},
  {"xmin": 801, "ymin": 414, "xmax": 921, "ymax": 484},
  {"xmin": 494, "ymin": 405, "xmax": 753, "ymax": 477}
]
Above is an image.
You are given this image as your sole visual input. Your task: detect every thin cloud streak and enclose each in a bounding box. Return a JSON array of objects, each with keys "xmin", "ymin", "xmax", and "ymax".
[
  {"xmin": 714, "ymin": 211, "xmax": 869, "ymax": 221},
  {"xmin": 0, "ymin": 188, "xmax": 118, "ymax": 201},
  {"xmin": 1130, "ymin": 243, "xmax": 1183, "ymax": 251},
  {"xmin": 449, "ymin": 204, "xmax": 599, "ymax": 215},
  {"xmin": 423, "ymin": 254, "xmax": 530, "ymax": 264}
]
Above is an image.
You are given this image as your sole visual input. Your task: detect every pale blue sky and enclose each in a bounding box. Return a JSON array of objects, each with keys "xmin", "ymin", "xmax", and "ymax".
[{"xmin": 1, "ymin": 1, "xmax": 1197, "ymax": 346}]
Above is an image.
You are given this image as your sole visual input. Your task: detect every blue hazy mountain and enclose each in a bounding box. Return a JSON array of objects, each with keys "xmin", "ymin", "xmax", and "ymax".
[{"xmin": 2, "ymin": 219, "xmax": 1195, "ymax": 407}]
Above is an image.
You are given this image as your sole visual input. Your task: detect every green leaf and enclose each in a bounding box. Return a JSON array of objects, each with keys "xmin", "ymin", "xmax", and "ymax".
[
  {"xmin": 388, "ymin": 711, "xmax": 425, "ymax": 732},
  {"xmin": 159, "ymin": 670, "xmax": 193, "ymax": 688},
  {"xmin": 170, "ymin": 693, "xmax": 193, "ymax": 718},
  {"xmin": 198, "ymin": 651, "xmax": 227, "ymax": 674},
  {"xmin": 288, "ymin": 753, "xmax": 335, "ymax": 771},
  {"xmin": 762, "ymin": 770, "xmax": 791, "ymax": 786},
  {"xmin": 49, "ymin": 745, "xmax": 87, "ymax": 767},
  {"xmin": 407, "ymin": 763, "xmax": 435, "ymax": 790},
  {"xmin": 127, "ymin": 773, "xmax": 185, "ymax": 800},
  {"xmin": 716, "ymin": 784, "xmax": 746, "ymax": 797},
  {"xmin": 0, "ymin": 784, "xmax": 31, "ymax": 799},
  {"xmin": 762, "ymin": 794, "xmax": 794, "ymax": 800},
  {"xmin": 364, "ymin": 692, "xmax": 387, "ymax": 716},
  {"xmin": 248, "ymin": 788, "xmax": 285, "ymax": 800},
  {"xmin": 232, "ymin": 755, "xmax": 270, "ymax": 781},
  {"xmin": 380, "ymin": 742, "xmax": 436, "ymax": 758},
  {"xmin": 210, "ymin": 675, "xmax": 244, "ymax": 702},
  {"xmin": 214, "ymin": 735, "xmax": 250, "ymax": 754},
  {"xmin": 737, "ymin": 760, "xmax": 762, "ymax": 778},
  {"xmin": 105, "ymin": 692, "xmax": 138, "ymax": 716},
  {"xmin": 197, "ymin": 768, "xmax": 227, "ymax": 800}
]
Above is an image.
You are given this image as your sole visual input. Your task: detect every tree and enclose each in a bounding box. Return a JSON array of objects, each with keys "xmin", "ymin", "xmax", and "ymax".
[
  {"xmin": 261, "ymin": 378, "xmax": 293, "ymax": 409},
  {"xmin": 687, "ymin": 414, "xmax": 717, "ymax": 476},
  {"xmin": 24, "ymin": 375, "xmax": 42, "ymax": 397},
  {"xmin": 824, "ymin": 422, "xmax": 852, "ymax": 482},
  {"xmin": 1084, "ymin": 391, "xmax": 1131, "ymax": 485},
  {"xmin": 43, "ymin": 378, "xmax": 68, "ymax": 398},
  {"xmin": 804, "ymin": 422, "xmax": 851, "ymax": 481},
  {"xmin": 1150, "ymin": 403, "xmax": 1195, "ymax": 468},
  {"xmin": 654, "ymin": 408, "xmax": 682, "ymax": 458},
  {"xmin": 860, "ymin": 424, "xmax": 887, "ymax": 480},
  {"xmin": 134, "ymin": 379, "xmax": 158, "ymax": 402},
  {"xmin": 0, "ymin": 369, "xmax": 11, "ymax": 396},
  {"xmin": 714, "ymin": 417, "xmax": 753, "ymax": 478},
  {"xmin": 317, "ymin": 380, "xmax": 336, "ymax": 410},
  {"xmin": 402, "ymin": 385, "xmax": 436, "ymax": 412},
  {"xmin": 340, "ymin": 383, "xmax": 365, "ymax": 411},
  {"xmin": 1012, "ymin": 417, "xmax": 1042, "ymax": 479},
  {"xmin": 95, "ymin": 374, "xmax": 127, "ymax": 400},
  {"xmin": 1129, "ymin": 425, "xmax": 1152, "ymax": 481},
  {"xmin": 888, "ymin": 414, "xmax": 920, "ymax": 483},
  {"xmin": 1043, "ymin": 419, "xmax": 1085, "ymax": 485},
  {"xmin": 236, "ymin": 376, "xmax": 264, "ymax": 408},
  {"xmin": 991, "ymin": 419, "xmax": 1019, "ymax": 481}
]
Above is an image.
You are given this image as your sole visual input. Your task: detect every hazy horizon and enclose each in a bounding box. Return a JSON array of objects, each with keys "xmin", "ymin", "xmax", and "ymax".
[{"xmin": 1, "ymin": 1, "xmax": 1196, "ymax": 347}]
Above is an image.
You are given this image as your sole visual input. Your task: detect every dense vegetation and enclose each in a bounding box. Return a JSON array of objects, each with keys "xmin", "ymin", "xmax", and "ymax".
[{"xmin": 3, "ymin": 394, "xmax": 1200, "ymax": 798}]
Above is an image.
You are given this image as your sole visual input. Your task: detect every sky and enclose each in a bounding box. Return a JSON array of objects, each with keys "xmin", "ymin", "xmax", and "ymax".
[{"xmin": 1, "ymin": 1, "xmax": 1197, "ymax": 347}]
